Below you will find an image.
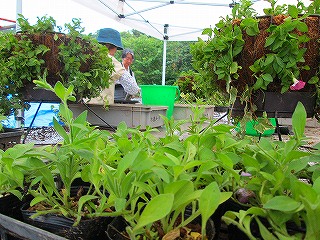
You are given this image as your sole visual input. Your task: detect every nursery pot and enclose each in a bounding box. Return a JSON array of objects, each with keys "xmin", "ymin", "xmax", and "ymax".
[
  {"xmin": 0, "ymin": 194, "xmax": 25, "ymax": 221},
  {"xmin": 106, "ymin": 215, "xmax": 215, "ymax": 240},
  {"xmin": 21, "ymin": 203, "xmax": 111, "ymax": 240},
  {"xmin": 105, "ymin": 216, "xmax": 130, "ymax": 240},
  {"xmin": 21, "ymin": 186, "xmax": 112, "ymax": 240},
  {"xmin": 21, "ymin": 201, "xmax": 112, "ymax": 240},
  {"xmin": 230, "ymin": 91, "xmax": 317, "ymax": 118}
]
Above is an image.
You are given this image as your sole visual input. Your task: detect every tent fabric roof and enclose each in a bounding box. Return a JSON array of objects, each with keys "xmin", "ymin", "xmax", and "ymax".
[{"xmin": 72, "ymin": 0, "xmax": 260, "ymax": 41}]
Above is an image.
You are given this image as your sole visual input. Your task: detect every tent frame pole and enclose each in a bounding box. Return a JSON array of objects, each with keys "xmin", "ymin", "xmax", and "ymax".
[{"xmin": 162, "ymin": 39, "xmax": 167, "ymax": 85}]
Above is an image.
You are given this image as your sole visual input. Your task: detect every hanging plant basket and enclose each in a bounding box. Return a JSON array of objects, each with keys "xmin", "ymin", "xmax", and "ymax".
[
  {"xmin": 22, "ymin": 79, "xmax": 61, "ymax": 102},
  {"xmin": 191, "ymin": 8, "xmax": 320, "ymax": 119},
  {"xmin": 15, "ymin": 32, "xmax": 93, "ymax": 84},
  {"xmin": 231, "ymin": 14, "xmax": 320, "ymax": 93}
]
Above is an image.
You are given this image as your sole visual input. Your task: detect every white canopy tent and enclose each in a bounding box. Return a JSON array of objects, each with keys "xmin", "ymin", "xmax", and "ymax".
[{"xmin": 71, "ymin": 0, "xmax": 263, "ymax": 84}]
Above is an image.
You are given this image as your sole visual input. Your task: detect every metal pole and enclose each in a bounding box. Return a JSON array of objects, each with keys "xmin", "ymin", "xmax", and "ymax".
[
  {"xmin": 162, "ymin": 24, "xmax": 169, "ymax": 85},
  {"xmin": 15, "ymin": 0, "xmax": 23, "ymax": 128},
  {"xmin": 161, "ymin": 40, "xmax": 167, "ymax": 85},
  {"xmin": 16, "ymin": 0, "xmax": 22, "ymax": 32}
]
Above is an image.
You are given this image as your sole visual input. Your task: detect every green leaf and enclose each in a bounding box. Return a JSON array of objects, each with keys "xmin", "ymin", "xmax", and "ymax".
[
  {"xmin": 263, "ymin": 196, "xmax": 301, "ymax": 212},
  {"xmin": 264, "ymin": 54, "xmax": 275, "ymax": 66},
  {"xmin": 265, "ymin": 36, "xmax": 276, "ymax": 47},
  {"xmin": 292, "ymin": 102, "xmax": 306, "ymax": 140},
  {"xmin": 53, "ymin": 118, "xmax": 69, "ymax": 143},
  {"xmin": 296, "ymin": 21, "xmax": 308, "ymax": 33},
  {"xmin": 30, "ymin": 196, "xmax": 47, "ymax": 206},
  {"xmin": 199, "ymin": 182, "xmax": 220, "ymax": 221},
  {"xmin": 230, "ymin": 62, "xmax": 238, "ymax": 74},
  {"xmin": 134, "ymin": 193, "xmax": 174, "ymax": 231},
  {"xmin": 53, "ymin": 81, "xmax": 67, "ymax": 101},
  {"xmin": 199, "ymin": 182, "xmax": 221, "ymax": 236},
  {"xmin": 256, "ymin": 217, "xmax": 275, "ymax": 239},
  {"xmin": 261, "ymin": 73, "xmax": 273, "ymax": 83},
  {"xmin": 116, "ymin": 148, "xmax": 141, "ymax": 177},
  {"xmin": 115, "ymin": 197, "xmax": 127, "ymax": 212},
  {"xmin": 313, "ymin": 177, "xmax": 320, "ymax": 195},
  {"xmin": 260, "ymin": 172, "xmax": 276, "ymax": 182},
  {"xmin": 288, "ymin": 5, "xmax": 299, "ymax": 18},
  {"xmin": 75, "ymin": 195, "xmax": 98, "ymax": 225}
]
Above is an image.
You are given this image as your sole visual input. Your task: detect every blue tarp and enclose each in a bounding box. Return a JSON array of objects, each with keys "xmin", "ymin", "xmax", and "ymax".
[{"xmin": 3, "ymin": 103, "xmax": 60, "ymax": 128}]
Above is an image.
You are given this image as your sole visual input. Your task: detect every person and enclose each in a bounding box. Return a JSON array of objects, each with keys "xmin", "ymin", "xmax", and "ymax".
[
  {"xmin": 86, "ymin": 28, "xmax": 140, "ymax": 105},
  {"xmin": 122, "ymin": 48, "xmax": 135, "ymax": 77},
  {"xmin": 113, "ymin": 48, "xmax": 139, "ymax": 101}
]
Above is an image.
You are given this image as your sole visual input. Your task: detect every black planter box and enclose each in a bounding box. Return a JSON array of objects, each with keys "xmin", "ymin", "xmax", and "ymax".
[
  {"xmin": 0, "ymin": 128, "xmax": 24, "ymax": 151},
  {"xmin": 22, "ymin": 82, "xmax": 61, "ymax": 103},
  {"xmin": 231, "ymin": 91, "xmax": 317, "ymax": 118},
  {"xmin": 0, "ymin": 213, "xmax": 66, "ymax": 240}
]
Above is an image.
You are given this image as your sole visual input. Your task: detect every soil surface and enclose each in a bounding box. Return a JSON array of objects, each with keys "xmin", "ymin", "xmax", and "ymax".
[{"xmin": 22, "ymin": 116, "xmax": 320, "ymax": 147}]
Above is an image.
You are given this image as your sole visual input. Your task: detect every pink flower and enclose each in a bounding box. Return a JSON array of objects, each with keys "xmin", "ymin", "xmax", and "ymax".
[
  {"xmin": 241, "ymin": 171, "xmax": 252, "ymax": 177},
  {"xmin": 290, "ymin": 77, "xmax": 305, "ymax": 91}
]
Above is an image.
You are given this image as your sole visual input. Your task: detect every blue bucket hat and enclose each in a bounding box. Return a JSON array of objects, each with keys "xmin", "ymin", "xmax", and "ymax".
[{"xmin": 96, "ymin": 28, "xmax": 124, "ymax": 50}]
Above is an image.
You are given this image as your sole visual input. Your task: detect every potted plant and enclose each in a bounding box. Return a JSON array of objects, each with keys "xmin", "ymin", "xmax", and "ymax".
[
  {"xmin": 105, "ymin": 109, "xmax": 243, "ymax": 239},
  {"xmin": 18, "ymin": 81, "xmax": 120, "ymax": 239},
  {"xmin": 0, "ymin": 138, "xmax": 53, "ymax": 221},
  {"xmin": 191, "ymin": 0, "xmax": 320, "ymax": 122},
  {"xmin": 0, "ymin": 14, "xmax": 114, "ymax": 117},
  {"xmin": 17, "ymin": 80, "xmax": 222, "ymax": 239},
  {"xmin": 222, "ymin": 102, "xmax": 320, "ymax": 239}
]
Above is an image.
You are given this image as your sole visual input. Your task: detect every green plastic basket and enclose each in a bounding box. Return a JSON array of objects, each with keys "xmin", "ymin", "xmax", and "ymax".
[
  {"xmin": 236, "ymin": 118, "xmax": 276, "ymax": 137},
  {"xmin": 140, "ymin": 85, "xmax": 180, "ymax": 118}
]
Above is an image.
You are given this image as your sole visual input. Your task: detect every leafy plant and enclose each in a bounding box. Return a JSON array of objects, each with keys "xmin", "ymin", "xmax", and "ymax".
[
  {"xmin": 0, "ymin": 31, "xmax": 48, "ymax": 115},
  {"xmin": 191, "ymin": 0, "xmax": 320, "ymax": 119},
  {"xmin": 17, "ymin": 14, "xmax": 59, "ymax": 33},
  {"xmin": 174, "ymin": 70, "xmax": 229, "ymax": 106},
  {"xmin": 0, "ymin": 15, "xmax": 114, "ymax": 116},
  {"xmin": 0, "ymin": 143, "xmax": 54, "ymax": 200},
  {"xmin": 24, "ymin": 80, "xmax": 120, "ymax": 225},
  {"xmin": 250, "ymin": 14, "xmax": 309, "ymax": 93},
  {"xmin": 222, "ymin": 102, "xmax": 320, "ymax": 239}
]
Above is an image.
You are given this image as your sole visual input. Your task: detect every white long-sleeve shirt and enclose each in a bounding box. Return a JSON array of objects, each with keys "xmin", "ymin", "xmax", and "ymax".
[{"xmin": 85, "ymin": 55, "xmax": 140, "ymax": 105}]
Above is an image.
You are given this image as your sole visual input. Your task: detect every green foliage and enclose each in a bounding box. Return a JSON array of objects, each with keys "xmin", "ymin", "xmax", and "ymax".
[
  {"xmin": 222, "ymin": 102, "xmax": 320, "ymax": 239},
  {"xmin": 0, "ymin": 15, "xmax": 114, "ymax": 115},
  {"xmin": 17, "ymin": 14, "xmax": 58, "ymax": 33},
  {"xmin": 191, "ymin": 0, "xmax": 320, "ymax": 119},
  {"xmin": 250, "ymin": 16, "xmax": 309, "ymax": 93},
  {"xmin": 26, "ymin": 80, "xmax": 119, "ymax": 225},
  {"xmin": 191, "ymin": 16, "xmax": 246, "ymax": 94},
  {"xmin": 119, "ymin": 31, "xmax": 163, "ymax": 85},
  {"xmin": 0, "ymin": 32, "xmax": 48, "ymax": 115},
  {"xmin": 58, "ymin": 19, "xmax": 113, "ymax": 99},
  {"xmin": 119, "ymin": 30, "xmax": 194, "ymax": 85},
  {"xmin": 1, "ymin": 74, "xmax": 319, "ymax": 239},
  {"xmin": 174, "ymin": 70, "xmax": 229, "ymax": 106}
]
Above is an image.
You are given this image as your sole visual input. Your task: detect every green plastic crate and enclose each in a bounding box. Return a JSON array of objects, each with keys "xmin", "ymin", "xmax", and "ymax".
[{"xmin": 236, "ymin": 118, "xmax": 276, "ymax": 136}]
